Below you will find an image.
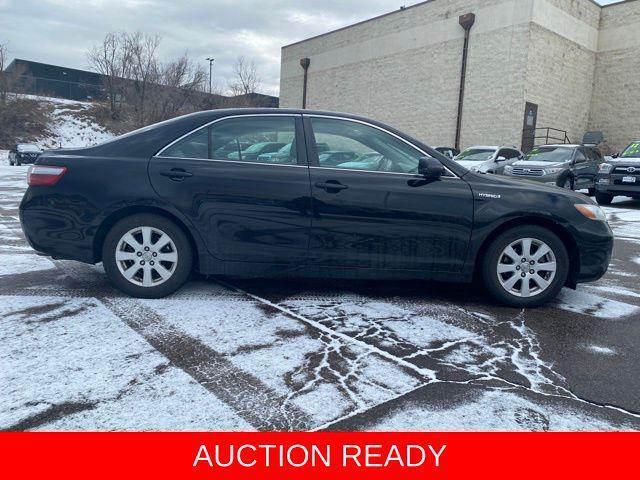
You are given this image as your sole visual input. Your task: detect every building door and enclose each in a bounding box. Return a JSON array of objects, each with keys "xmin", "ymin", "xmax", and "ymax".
[{"xmin": 521, "ymin": 102, "xmax": 538, "ymax": 153}]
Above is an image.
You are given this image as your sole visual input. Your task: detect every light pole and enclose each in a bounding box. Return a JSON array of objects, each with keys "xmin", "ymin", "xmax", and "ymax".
[{"xmin": 206, "ymin": 57, "xmax": 215, "ymax": 94}]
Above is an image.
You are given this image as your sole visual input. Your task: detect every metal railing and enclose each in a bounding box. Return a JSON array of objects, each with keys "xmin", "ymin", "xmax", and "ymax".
[{"xmin": 523, "ymin": 127, "xmax": 571, "ymax": 147}]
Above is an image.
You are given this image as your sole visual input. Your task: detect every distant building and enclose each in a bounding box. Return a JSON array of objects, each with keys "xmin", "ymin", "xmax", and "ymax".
[
  {"xmin": 5, "ymin": 58, "xmax": 104, "ymax": 101},
  {"xmin": 280, "ymin": 0, "xmax": 640, "ymax": 152},
  {"xmin": 4, "ymin": 58, "xmax": 279, "ymax": 107}
]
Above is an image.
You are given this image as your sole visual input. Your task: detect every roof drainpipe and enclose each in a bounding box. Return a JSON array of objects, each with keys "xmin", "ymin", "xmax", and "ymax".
[
  {"xmin": 300, "ymin": 58, "xmax": 311, "ymax": 109},
  {"xmin": 455, "ymin": 13, "xmax": 476, "ymax": 151}
]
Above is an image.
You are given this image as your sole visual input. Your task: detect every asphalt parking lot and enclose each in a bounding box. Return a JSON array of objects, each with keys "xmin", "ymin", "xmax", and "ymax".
[{"xmin": 1, "ymin": 162, "xmax": 639, "ymax": 432}]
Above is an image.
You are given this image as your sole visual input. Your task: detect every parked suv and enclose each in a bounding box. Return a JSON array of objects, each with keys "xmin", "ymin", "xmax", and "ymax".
[
  {"xmin": 9, "ymin": 144, "xmax": 42, "ymax": 166},
  {"xmin": 20, "ymin": 109, "xmax": 613, "ymax": 308},
  {"xmin": 595, "ymin": 140, "xmax": 640, "ymax": 205},
  {"xmin": 454, "ymin": 146, "xmax": 524, "ymax": 174},
  {"xmin": 504, "ymin": 144, "xmax": 603, "ymax": 193}
]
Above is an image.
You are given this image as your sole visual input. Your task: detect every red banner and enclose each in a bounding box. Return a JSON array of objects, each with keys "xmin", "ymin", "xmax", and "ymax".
[{"xmin": 1, "ymin": 432, "xmax": 638, "ymax": 479}]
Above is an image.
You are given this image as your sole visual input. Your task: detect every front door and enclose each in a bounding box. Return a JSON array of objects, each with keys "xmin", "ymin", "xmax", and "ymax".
[
  {"xmin": 521, "ymin": 102, "xmax": 538, "ymax": 153},
  {"xmin": 305, "ymin": 116, "xmax": 474, "ymax": 272},
  {"xmin": 149, "ymin": 114, "xmax": 311, "ymax": 264}
]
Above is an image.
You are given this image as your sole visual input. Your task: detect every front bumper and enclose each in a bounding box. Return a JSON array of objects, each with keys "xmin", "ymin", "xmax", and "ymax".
[
  {"xmin": 573, "ymin": 218, "xmax": 614, "ymax": 283},
  {"xmin": 596, "ymin": 174, "xmax": 640, "ymax": 196},
  {"xmin": 504, "ymin": 172, "xmax": 560, "ymax": 186}
]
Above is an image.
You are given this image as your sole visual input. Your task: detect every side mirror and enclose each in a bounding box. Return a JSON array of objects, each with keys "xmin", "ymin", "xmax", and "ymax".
[
  {"xmin": 612, "ymin": 153, "xmax": 620, "ymax": 159},
  {"xmin": 496, "ymin": 156, "xmax": 507, "ymax": 162},
  {"xmin": 418, "ymin": 157, "xmax": 445, "ymax": 177}
]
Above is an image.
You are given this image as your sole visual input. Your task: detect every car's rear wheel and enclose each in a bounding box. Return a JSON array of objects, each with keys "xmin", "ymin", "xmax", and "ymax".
[
  {"xmin": 481, "ymin": 226, "xmax": 569, "ymax": 307},
  {"xmin": 102, "ymin": 214, "xmax": 193, "ymax": 298},
  {"xmin": 588, "ymin": 187, "xmax": 596, "ymax": 196},
  {"xmin": 595, "ymin": 192, "xmax": 613, "ymax": 205}
]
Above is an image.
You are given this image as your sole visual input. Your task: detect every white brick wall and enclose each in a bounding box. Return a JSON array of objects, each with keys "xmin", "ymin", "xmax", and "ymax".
[{"xmin": 280, "ymin": 0, "xmax": 640, "ymax": 151}]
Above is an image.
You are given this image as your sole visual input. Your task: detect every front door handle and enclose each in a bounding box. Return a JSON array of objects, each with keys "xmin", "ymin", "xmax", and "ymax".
[
  {"xmin": 160, "ymin": 168, "xmax": 193, "ymax": 181},
  {"xmin": 315, "ymin": 180, "xmax": 348, "ymax": 193}
]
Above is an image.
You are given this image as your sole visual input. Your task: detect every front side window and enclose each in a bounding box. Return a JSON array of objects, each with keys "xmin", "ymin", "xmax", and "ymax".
[
  {"xmin": 310, "ymin": 117, "xmax": 424, "ymax": 174},
  {"xmin": 161, "ymin": 116, "xmax": 298, "ymax": 165}
]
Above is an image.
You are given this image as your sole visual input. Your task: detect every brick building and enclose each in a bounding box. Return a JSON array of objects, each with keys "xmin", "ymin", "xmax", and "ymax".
[{"xmin": 280, "ymin": 0, "xmax": 640, "ymax": 152}]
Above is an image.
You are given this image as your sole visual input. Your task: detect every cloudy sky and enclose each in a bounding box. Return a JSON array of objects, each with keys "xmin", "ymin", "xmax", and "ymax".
[{"xmin": 0, "ymin": 0, "xmax": 619, "ymax": 96}]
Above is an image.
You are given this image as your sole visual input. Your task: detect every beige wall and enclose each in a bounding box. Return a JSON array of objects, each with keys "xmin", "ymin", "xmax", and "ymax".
[
  {"xmin": 589, "ymin": 1, "xmax": 640, "ymax": 152},
  {"xmin": 280, "ymin": 0, "xmax": 640, "ymax": 151}
]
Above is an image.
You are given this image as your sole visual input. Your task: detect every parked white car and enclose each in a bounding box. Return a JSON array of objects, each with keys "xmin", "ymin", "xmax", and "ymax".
[{"xmin": 454, "ymin": 146, "xmax": 524, "ymax": 174}]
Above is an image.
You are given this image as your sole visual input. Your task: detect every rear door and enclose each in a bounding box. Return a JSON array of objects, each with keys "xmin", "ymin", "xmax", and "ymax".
[
  {"xmin": 149, "ymin": 114, "xmax": 312, "ymax": 264},
  {"xmin": 305, "ymin": 115, "xmax": 474, "ymax": 272}
]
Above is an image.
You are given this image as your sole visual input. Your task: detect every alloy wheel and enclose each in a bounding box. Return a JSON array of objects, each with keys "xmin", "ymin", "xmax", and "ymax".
[
  {"xmin": 115, "ymin": 226, "xmax": 178, "ymax": 287},
  {"xmin": 563, "ymin": 178, "xmax": 572, "ymax": 189},
  {"xmin": 496, "ymin": 238, "xmax": 557, "ymax": 298}
]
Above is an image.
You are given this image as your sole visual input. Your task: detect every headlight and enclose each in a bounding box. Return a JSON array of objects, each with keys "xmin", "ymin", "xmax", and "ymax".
[
  {"xmin": 543, "ymin": 167, "xmax": 562, "ymax": 175},
  {"xmin": 504, "ymin": 165, "xmax": 513, "ymax": 174},
  {"xmin": 575, "ymin": 204, "xmax": 607, "ymax": 221},
  {"xmin": 598, "ymin": 163, "xmax": 614, "ymax": 174}
]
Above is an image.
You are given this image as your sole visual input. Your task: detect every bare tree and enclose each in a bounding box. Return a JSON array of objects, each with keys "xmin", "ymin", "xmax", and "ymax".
[
  {"xmin": 124, "ymin": 32, "xmax": 161, "ymax": 125},
  {"xmin": 0, "ymin": 42, "xmax": 7, "ymax": 103},
  {"xmin": 145, "ymin": 53, "xmax": 208, "ymax": 124},
  {"xmin": 228, "ymin": 56, "xmax": 261, "ymax": 96},
  {"xmin": 87, "ymin": 32, "xmax": 132, "ymax": 119}
]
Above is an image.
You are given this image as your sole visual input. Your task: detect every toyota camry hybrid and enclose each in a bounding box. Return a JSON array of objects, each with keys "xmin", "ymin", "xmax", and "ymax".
[{"xmin": 19, "ymin": 109, "xmax": 613, "ymax": 307}]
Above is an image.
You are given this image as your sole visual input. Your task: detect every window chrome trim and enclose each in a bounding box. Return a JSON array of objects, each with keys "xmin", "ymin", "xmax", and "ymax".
[
  {"xmin": 154, "ymin": 113, "xmax": 301, "ymax": 158},
  {"xmin": 303, "ymin": 114, "xmax": 459, "ymax": 179},
  {"xmin": 153, "ymin": 155, "xmax": 307, "ymax": 168},
  {"xmin": 308, "ymin": 166, "xmax": 459, "ymax": 178}
]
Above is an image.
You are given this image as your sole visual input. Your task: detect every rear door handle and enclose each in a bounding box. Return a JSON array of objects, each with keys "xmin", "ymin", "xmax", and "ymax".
[
  {"xmin": 315, "ymin": 181, "xmax": 349, "ymax": 192},
  {"xmin": 160, "ymin": 168, "xmax": 193, "ymax": 181}
]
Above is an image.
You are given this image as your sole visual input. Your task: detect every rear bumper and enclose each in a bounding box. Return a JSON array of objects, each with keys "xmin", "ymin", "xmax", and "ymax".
[{"xmin": 19, "ymin": 193, "xmax": 97, "ymax": 264}]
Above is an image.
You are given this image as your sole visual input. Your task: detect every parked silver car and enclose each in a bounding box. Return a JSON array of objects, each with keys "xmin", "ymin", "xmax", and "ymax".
[
  {"xmin": 504, "ymin": 144, "xmax": 603, "ymax": 193},
  {"xmin": 453, "ymin": 146, "xmax": 524, "ymax": 174}
]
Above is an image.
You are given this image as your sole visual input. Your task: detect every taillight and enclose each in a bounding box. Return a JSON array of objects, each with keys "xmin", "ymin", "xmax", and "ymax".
[{"xmin": 27, "ymin": 165, "xmax": 67, "ymax": 186}]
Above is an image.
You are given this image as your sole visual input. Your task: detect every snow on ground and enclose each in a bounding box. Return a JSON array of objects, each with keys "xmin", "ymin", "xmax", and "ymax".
[{"xmin": 1, "ymin": 155, "xmax": 640, "ymax": 431}]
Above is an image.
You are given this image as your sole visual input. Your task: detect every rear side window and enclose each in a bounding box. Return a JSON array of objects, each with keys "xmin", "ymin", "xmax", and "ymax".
[
  {"xmin": 161, "ymin": 128, "xmax": 209, "ymax": 159},
  {"xmin": 160, "ymin": 116, "xmax": 299, "ymax": 165},
  {"xmin": 211, "ymin": 116, "xmax": 298, "ymax": 165}
]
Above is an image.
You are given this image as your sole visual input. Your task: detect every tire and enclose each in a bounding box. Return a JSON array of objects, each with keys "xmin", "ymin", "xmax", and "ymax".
[
  {"xmin": 595, "ymin": 192, "xmax": 613, "ymax": 205},
  {"xmin": 16, "ymin": 159, "xmax": 21, "ymax": 166},
  {"xmin": 481, "ymin": 226, "xmax": 569, "ymax": 308},
  {"xmin": 587, "ymin": 187, "xmax": 596, "ymax": 196},
  {"xmin": 558, "ymin": 175, "xmax": 573, "ymax": 190},
  {"xmin": 102, "ymin": 214, "xmax": 193, "ymax": 298}
]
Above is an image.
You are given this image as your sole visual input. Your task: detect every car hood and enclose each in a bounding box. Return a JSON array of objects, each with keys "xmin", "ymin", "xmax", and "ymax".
[
  {"xmin": 456, "ymin": 159, "xmax": 492, "ymax": 169},
  {"xmin": 610, "ymin": 157, "xmax": 640, "ymax": 166},
  {"xmin": 510, "ymin": 160, "xmax": 570, "ymax": 168}
]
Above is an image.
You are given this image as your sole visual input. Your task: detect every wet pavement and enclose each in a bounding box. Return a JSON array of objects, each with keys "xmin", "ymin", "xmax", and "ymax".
[{"xmin": 1, "ymin": 163, "xmax": 639, "ymax": 431}]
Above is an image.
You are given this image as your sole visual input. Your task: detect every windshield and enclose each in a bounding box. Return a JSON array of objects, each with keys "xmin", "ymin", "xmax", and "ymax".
[
  {"xmin": 456, "ymin": 148, "xmax": 495, "ymax": 162},
  {"xmin": 18, "ymin": 144, "xmax": 40, "ymax": 153},
  {"xmin": 524, "ymin": 146, "xmax": 574, "ymax": 163},
  {"xmin": 621, "ymin": 142, "xmax": 640, "ymax": 158}
]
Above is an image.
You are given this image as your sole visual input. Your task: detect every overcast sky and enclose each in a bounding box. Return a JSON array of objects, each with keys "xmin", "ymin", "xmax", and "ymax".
[{"xmin": 0, "ymin": 0, "xmax": 620, "ymax": 96}]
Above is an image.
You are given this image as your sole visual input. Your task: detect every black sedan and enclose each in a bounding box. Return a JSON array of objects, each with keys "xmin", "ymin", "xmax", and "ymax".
[
  {"xmin": 9, "ymin": 143, "xmax": 42, "ymax": 166},
  {"xmin": 19, "ymin": 109, "xmax": 613, "ymax": 307}
]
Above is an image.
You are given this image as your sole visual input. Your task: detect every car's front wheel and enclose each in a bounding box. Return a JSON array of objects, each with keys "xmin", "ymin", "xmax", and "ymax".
[
  {"xmin": 481, "ymin": 226, "xmax": 569, "ymax": 307},
  {"xmin": 102, "ymin": 214, "xmax": 193, "ymax": 298}
]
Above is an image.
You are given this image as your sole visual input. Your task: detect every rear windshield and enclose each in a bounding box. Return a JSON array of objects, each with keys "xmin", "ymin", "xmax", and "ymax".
[
  {"xmin": 525, "ymin": 146, "xmax": 574, "ymax": 162},
  {"xmin": 621, "ymin": 142, "xmax": 640, "ymax": 158},
  {"xmin": 456, "ymin": 148, "xmax": 495, "ymax": 161}
]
